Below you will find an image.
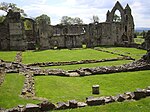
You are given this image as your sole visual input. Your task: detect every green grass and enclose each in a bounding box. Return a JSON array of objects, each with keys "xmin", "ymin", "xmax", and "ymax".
[
  {"xmin": 0, "ymin": 51, "xmax": 17, "ymax": 61},
  {"xmin": 137, "ymin": 36, "xmax": 143, "ymax": 38},
  {"xmin": 0, "ymin": 73, "xmax": 40, "ymax": 108},
  {"xmin": 134, "ymin": 38, "xmax": 144, "ymax": 44},
  {"xmin": 53, "ymin": 97, "xmax": 150, "ymax": 112},
  {"xmin": 0, "ymin": 47, "xmax": 149, "ymax": 111},
  {"xmin": 35, "ymin": 70, "xmax": 150, "ymax": 103},
  {"xmin": 22, "ymin": 49, "xmax": 119, "ymax": 64},
  {"xmin": 96, "ymin": 47, "xmax": 146, "ymax": 60},
  {"xmin": 44, "ymin": 60, "xmax": 132, "ymax": 70}
]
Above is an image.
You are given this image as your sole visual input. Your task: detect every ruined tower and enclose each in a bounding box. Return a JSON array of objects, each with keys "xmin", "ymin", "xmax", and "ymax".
[{"xmin": 106, "ymin": 1, "xmax": 134, "ymax": 45}]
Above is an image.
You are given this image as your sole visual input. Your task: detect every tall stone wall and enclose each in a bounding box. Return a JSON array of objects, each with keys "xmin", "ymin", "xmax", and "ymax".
[
  {"xmin": 0, "ymin": 23, "xmax": 9, "ymax": 50},
  {"xmin": 0, "ymin": 1, "xmax": 134, "ymax": 50},
  {"xmin": 36, "ymin": 19, "xmax": 53, "ymax": 50},
  {"xmin": 9, "ymin": 22, "xmax": 27, "ymax": 50}
]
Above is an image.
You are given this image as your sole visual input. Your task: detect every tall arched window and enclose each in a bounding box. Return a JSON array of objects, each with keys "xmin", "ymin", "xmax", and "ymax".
[{"xmin": 113, "ymin": 10, "xmax": 121, "ymax": 22}]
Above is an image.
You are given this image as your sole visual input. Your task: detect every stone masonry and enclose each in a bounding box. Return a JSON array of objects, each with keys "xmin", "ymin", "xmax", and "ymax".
[{"xmin": 0, "ymin": 1, "xmax": 134, "ymax": 50}]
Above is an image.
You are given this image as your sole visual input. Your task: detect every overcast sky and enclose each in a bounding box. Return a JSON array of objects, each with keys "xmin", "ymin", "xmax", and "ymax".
[{"xmin": 0, "ymin": 0, "xmax": 150, "ymax": 28}]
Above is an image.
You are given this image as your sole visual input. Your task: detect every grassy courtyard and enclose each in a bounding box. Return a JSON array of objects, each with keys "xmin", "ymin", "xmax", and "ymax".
[
  {"xmin": 96, "ymin": 47, "xmax": 146, "ymax": 60},
  {"xmin": 0, "ymin": 51, "xmax": 17, "ymax": 61},
  {"xmin": 0, "ymin": 73, "xmax": 40, "ymax": 108},
  {"xmin": 22, "ymin": 49, "xmax": 120, "ymax": 64},
  {"xmin": 35, "ymin": 70, "xmax": 150, "ymax": 103},
  {"xmin": 0, "ymin": 47, "xmax": 150, "ymax": 111}
]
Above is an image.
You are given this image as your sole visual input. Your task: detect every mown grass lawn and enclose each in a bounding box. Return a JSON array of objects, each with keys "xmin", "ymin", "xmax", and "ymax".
[
  {"xmin": 35, "ymin": 70, "xmax": 150, "ymax": 103},
  {"xmin": 0, "ymin": 47, "xmax": 149, "ymax": 111},
  {"xmin": 22, "ymin": 49, "xmax": 120, "ymax": 64},
  {"xmin": 134, "ymin": 38, "xmax": 144, "ymax": 44},
  {"xmin": 0, "ymin": 73, "xmax": 40, "ymax": 108},
  {"xmin": 96, "ymin": 47, "xmax": 146, "ymax": 60},
  {"xmin": 0, "ymin": 51, "xmax": 17, "ymax": 61}
]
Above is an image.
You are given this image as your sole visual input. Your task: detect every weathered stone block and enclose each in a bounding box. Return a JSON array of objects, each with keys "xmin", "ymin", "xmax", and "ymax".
[
  {"xmin": 56, "ymin": 102, "xmax": 69, "ymax": 110},
  {"xmin": 86, "ymin": 97, "xmax": 105, "ymax": 106},
  {"xmin": 145, "ymin": 90, "xmax": 150, "ymax": 96},
  {"xmin": 115, "ymin": 94, "xmax": 126, "ymax": 102},
  {"xmin": 18, "ymin": 105, "xmax": 25, "ymax": 112},
  {"xmin": 77, "ymin": 102, "xmax": 87, "ymax": 107},
  {"xmin": 25, "ymin": 104, "xmax": 40, "ymax": 112},
  {"xmin": 92, "ymin": 85, "xmax": 99, "ymax": 94},
  {"xmin": 133, "ymin": 89, "xmax": 146, "ymax": 100},
  {"xmin": 124, "ymin": 92, "xmax": 135, "ymax": 100},
  {"xmin": 38, "ymin": 100, "xmax": 56, "ymax": 111},
  {"xmin": 7, "ymin": 107, "xmax": 20, "ymax": 112},
  {"xmin": 104, "ymin": 96, "xmax": 115, "ymax": 103},
  {"xmin": 69, "ymin": 100, "xmax": 78, "ymax": 108}
]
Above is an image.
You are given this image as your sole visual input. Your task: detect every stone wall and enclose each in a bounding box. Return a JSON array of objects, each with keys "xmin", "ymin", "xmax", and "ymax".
[
  {"xmin": 2, "ymin": 86, "xmax": 150, "ymax": 111},
  {"xmin": 0, "ymin": 1, "xmax": 134, "ymax": 50},
  {"xmin": 0, "ymin": 23, "xmax": 9, "ymax": 50},
  {"xmin": 141, "ymin": 30, "xmax": 150, "ymax": 50}
]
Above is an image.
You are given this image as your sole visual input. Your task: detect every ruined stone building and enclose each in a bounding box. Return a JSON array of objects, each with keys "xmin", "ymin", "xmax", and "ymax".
[{"xmin": 0, "ymin": 1, "xmax": 134, "ymax": 50}]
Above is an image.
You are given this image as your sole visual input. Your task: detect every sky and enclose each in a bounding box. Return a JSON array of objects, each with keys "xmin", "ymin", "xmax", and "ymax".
[{"xmin": 0, "ymin": 0, "xmax": 150, "ymax": 28}]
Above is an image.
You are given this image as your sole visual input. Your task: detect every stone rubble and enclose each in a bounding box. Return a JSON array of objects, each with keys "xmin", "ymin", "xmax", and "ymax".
[
  {"xmin": 26, "ymin": 56, "xmax": 134, "ymax": 67},
  {"xmin": 21, "ymin": 72, "xmax": 35, "ymax": 97},
  {"xmin": 15, "ymin": 52, "xmax": 22, "ymax": 63},
  {"xmin": 1, "ymin": 50, "xmax": 150, "ymax": 78},
  {"xmin": 3, "ymin": 86, "xmax": 150, "ymax": 112}
]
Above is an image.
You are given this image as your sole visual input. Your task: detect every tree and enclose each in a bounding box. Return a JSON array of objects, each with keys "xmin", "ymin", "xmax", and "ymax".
[
  {"xmin": 73, "ymin": 17, "xmax": 83, "ymax": 25},
  {"xmin": 0, "ymin": 2, "xmax": 27, "ymax": 16},
  {"xmin": 113, "ymin": 14, "xmax": 121, "ymax": 22},
  {"xmin": 60, "ymin": 16, "xmax": 83, "ymax": 25},
  {"xmin": 91, "ymin": 15, "xmax": 99, "ymax": 23},
  {"xmin": 61, "ymin": 16, "xmax": 72, "ymax": 25},
  {"xmin": 35, "ymin": 14, "xmax": 51, "ymax": 25},
  {"xmin": 24, "ymin": 20, "xmax": 33, "ymax": 30},
  {"xmin": 0, "ymin": 15, "xmax": 5, "ymax": 23}
]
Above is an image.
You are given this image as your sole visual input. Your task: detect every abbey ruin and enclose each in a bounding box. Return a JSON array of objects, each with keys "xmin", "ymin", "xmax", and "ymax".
[{"xmin": 0, "ymin": 1, "xmax": 134, "ymax": 50}]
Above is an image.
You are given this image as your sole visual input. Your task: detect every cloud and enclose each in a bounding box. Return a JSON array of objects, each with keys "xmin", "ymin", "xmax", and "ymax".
[{"xmin": 1, "ymin": 0, "xmax": 150, "ymax": 27}]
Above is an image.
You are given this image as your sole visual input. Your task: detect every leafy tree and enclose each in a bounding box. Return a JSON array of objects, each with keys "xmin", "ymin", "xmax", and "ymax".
[
  {"xmin": 0, "ymin": 15, "xmax": 5, "ymax": 23},
  {"xmin": 35, "ymin": 14, "xmax": 51, "ymax": 25},
  {"xmin": 61, "ymin": 16, "xmax": 72, "ymax": 25},
  {"xmin": 24, "ymin": 20, "xmax": 33, "ymax": 30},
  {"xmin": 113, "ymin": 14, "xmax": 121, "ymax": 22},
  {"xmin": 73, "ymin": 17, "xmax": 83, "ymax": 25},
  {"xmin": 60, "ymin": 16, "xmax": 83, "ymax": 25},
  {"xmin": 0, "ymin": 2, "xmax": 27, "ymax": 16},
  {"xmin": 91, "ymin": 15, "xmax": 99, "ymax": 23}
]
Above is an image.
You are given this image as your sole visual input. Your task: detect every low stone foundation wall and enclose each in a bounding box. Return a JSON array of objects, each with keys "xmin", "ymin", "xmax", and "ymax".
[
  {"xmin": 21, "ymin": 72, "xmax": 35, "ymax": 97},
  {"xmin": 26, "ymin": 59, "xmax": 150, "ymax": 77},
  {"xmin": 0, "ymin": 68, "xmax": 5, "ymax": 86},
  {"xmin": 15, "ymin": 52, "xmax": 22, "ymax": 63},
  {"xmin": 0, "ymin": 57, "xmax": 150, "ymax": 77},
  {"xmin": 2, "ymin": 86, "xmax": 150, "ymax": 112},
  {"xmin": 26, "ymin": 56, "xmax": 134, "ymax": 67}
]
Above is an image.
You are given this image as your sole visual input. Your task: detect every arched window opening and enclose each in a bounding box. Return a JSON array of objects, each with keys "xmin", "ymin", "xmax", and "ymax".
[
  {"xmin": 125, "ymin": 26, "xmax": 127, "ymax": 32},
  {"xmin": 24, "ymin": 20, "xmax": 33, "ymax": 30},
  {"xmin": 113, "ymin": 10, "xmax": 121, "ymax": 22}
]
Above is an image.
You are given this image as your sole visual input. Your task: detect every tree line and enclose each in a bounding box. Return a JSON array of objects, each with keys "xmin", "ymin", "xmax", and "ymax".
[{"xmin": 0, "ymin": 2, "xmax": 100, "ymax": 26}]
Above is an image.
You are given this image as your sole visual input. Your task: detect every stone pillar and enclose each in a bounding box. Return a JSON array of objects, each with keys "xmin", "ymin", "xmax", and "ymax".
[{"xmin": 92, "ymin": 85, "xmax": 100, "ymax": 94}]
